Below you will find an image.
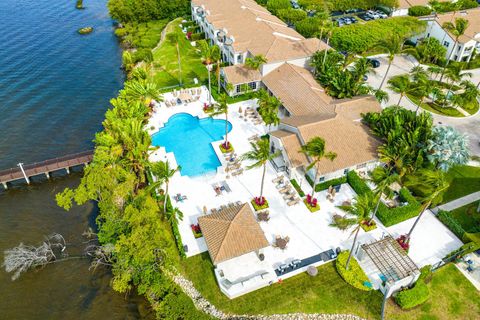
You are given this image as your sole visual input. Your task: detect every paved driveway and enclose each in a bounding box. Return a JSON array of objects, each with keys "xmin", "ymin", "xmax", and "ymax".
[{"xmin": 365, "ymin": 54, "xmax": 480, "ymax": 156}]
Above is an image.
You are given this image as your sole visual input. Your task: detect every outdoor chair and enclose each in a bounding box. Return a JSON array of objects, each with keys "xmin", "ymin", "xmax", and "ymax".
[{"xmin": 272, "ymin": 176, "xmax": 284, "ymax": 184}]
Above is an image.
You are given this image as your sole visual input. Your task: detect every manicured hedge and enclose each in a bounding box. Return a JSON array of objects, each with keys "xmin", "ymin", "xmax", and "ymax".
[
  {"xmin": 346, "ymin": 171, "xmax": 422, "ymax": 227},
  {"xmin": 290, "ymin": 179, "xmax": 306, "ymax": 197},
  {"xmin": 190, "ymin": 32, "xmax": 205, "ymax": 41},
  {"xmin": 408, "ymin": 5, "xmax": 432, "ymax": 16},
  {"xmin": 395, "ymin": 281, "xmax": 430, "ymax": 309},
  {"xmin": 305, "ymin": 174, "xmax": 314, "ymax": 187},
  {"xmin": 330, "ymin": 17, "xmax": 426, "ymax": 53},
  {"xmin": 315, "ymin": 176, "xmax": 348, "ymax": 192},
  {"xmin": 437, "ymin": 210, "xmax": 466, "ymax": 240},
  {"xmin": 346, "ymin": 171, "xmax": 371, "ymax": 195},
  {"xmin": 335, "ymin": 251, "xmax": 372, "ymax": 291}
]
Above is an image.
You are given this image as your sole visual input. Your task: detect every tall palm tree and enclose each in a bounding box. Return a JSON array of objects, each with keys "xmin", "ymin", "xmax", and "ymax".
[
  {"xmin": 403, "ymin": 169, "xmax": 450, "ymax": 243},
  {"xmin": 387, "ymin": 75, "xmax": 412, "ymax": 106},
  {"xmin": 427, "ymin": 65, "xmax": 443, "ymax": 81},
  {"xmin": 331, "ymin": 193, "xmax": 375, "ymax": 270},
  {"xmin": 167, "ymin": 32, "xmax": 182, "ymax": 86},
  {"xmin": 352, "ymin": 57, "xmax": 375, "ymax": 84},
  {"xmin": 412, "ymin": 77, "xmax": 434, "ymax": 113},
  {"xmin": 245, "ymin": 54, "xmax": 267, "ymax": 70},
  {"xmin": 198, "ymin": 40, "xmax": 221, "ymax": 105},
  {"xmin": 376, "ymin": 34, "xmax": 405, "ymax": 90},
  {"xmin": 151, "ymin": 160, "xmax": 181, "ymax": 213},
  {"xmin": 440, "ymin": 17, "xmax": 469, "ymax": 81},
  {"xmin": 240, "ymin": 138, "xmax": 280, "ymax": 200},
  {"xmin": 122, "ymin": 80, "xmax": 163, "ymax": 106},
  {"xmin": 300, "ymin": 137, "xmax": 337, "ymax": 198},
  {"xmin": 460, "ymin": 80, "xmax": 480, "ymax": 104},
  {"xmin": 206, "ymin": 93, "xmax": 230, "ymax": 149},
  {"xmin": 255, "ymin": 89, "xmax": 280, "ymax": 129},
  {"xmin": 322, "ymin": 20, "xmax": 335, "ymax": 66},
  {"xmin": 369, "ymin": 166, "xmax": 399, "ymax": 222}
]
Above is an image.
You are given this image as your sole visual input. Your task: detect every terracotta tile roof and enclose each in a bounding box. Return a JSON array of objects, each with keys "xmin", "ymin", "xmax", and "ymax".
[
  {"xmin": 223, "ymin": 65, "xmax": 262, "ymax": 85},
  {"xmin": 334, "ymin": 95, "xmax": 382, "ymax": 121},
  {"xmin": 398, "ymin": 0, "xmax": 430, "ymax": 9},
  {"xmin": 192, "ymin": 0, "xmax": 329, "ymax": 61},
  {"xmin": 293, "ymin": 116, "xmax": 380, "ymax": 174},
  {"xmin": 262, "ymin": 63, "xmax": 335, "ymax": 116},
  {"xmin": 270, "ymin": 130, "xmax": 308, "ymax": 167},
  {"xmin": 198, "ymin": 203, "xmax": 269, "ymax": 264},
  {"xmin": 434, "ymin": 8, "xmax": 480, "ymax": 43}
]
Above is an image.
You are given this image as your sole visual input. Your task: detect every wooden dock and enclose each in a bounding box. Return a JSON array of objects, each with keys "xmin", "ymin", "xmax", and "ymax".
[{"xmin": 0, "ymin": 150, "xmax": 93, "ymax": 189}]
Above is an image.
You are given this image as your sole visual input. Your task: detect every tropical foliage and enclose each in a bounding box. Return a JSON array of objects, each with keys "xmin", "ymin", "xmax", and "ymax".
[
  {"xmin": 330, "ymin": 17, "xmax": 426, "ymax": 54},
  {"xmin": 363, "ymin": 107, "xmax": 433, "ymax": 177},
  {"xmin": 335, "ymin": 251, "xmax": 372, "ymax": 291},
  {"xmin": 311, "ymin": 50, "xmax": 373, "ymax": 98},
  {"xmin": 255, "ymin": 89, "xmax": 281, "ymax": 127},
  {"xmin": 426, "ymin": 126, "xmax": 470, "ymax": 172},
  {"xmin": 198, "ymin": 40, "xmax": 221, "ymax": 105},
  {"xmin": 108, "ymin": 0, "xmax": 190, "ymax": 23}
]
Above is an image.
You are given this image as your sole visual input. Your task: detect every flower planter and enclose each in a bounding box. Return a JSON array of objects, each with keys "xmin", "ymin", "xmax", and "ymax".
[
  {"xmin": 191, "ymin": 224, "xmax": 202, "ymax": 239},
  {"xmin": 219, "ymin": 142, "xmax": 234, "ymax": 153},
  {"xmin": 396, "ymin": 235, "xmax": 410, "ymax": 252},
  {"xmin": 360, "ymin": 220, "xmax": 377, "ymax": 232},
  {"xmin": 251, "ymin": 197, "xmax": 269, "ymax": 211},
  {"xmin": 303, "ymin": 199, "xmax": 320, "ymax": 212}
]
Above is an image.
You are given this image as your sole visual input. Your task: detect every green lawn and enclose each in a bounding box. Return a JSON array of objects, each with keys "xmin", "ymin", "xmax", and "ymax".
[
  {"xmin": 443, "ymin": 166, "xmax": 480, "ymax": 203},
  {"xmin": 449, "ymin": 201, "xmax": 480, "ymax": 233},
  {"xmin": 407, "ymin": 94, "xmax": 465, "ymax": 117},
  {"xmin": 152, "ymin": 19, "xmax": 208, "ymax": 89},
  {"xmin": 386, "ymin": 264, "xmax": 480, "ymax": 320},
  {"xmin": 181, "ymin": 252, "xmax": 383, "ymax": 319},
  {"xmin": 463, "ymin": 99, "xmax": 480, "ymax": 116}
]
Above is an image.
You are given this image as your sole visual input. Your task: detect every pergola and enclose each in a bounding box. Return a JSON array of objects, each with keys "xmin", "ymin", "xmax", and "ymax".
[{"xmin": 361, "ymin": 236, "xmax": 419, "ymax": 283}]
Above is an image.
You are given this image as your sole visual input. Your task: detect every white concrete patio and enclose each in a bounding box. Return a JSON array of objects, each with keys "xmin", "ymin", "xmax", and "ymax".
[{"xmin": 147, "ymin": 86, "xmax": 464, "ymax": 298}]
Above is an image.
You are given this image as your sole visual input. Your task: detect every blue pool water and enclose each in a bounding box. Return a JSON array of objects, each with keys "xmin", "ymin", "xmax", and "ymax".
[{"xmin": 152, "ymin": 113, "xmax": 232, "ymax": 176}]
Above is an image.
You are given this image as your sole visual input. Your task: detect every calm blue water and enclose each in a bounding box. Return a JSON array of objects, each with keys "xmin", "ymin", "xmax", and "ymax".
[
  {"xmin": 0, "ymin": 0, "xmax": 124, "ymax": 168},
  {"xmin": 152, "ymin": 113, "xmax": 232, "ymax": 176},
  {"xmin": 0, "ymin": 1, "xmax": 150, "ymax": 319}
]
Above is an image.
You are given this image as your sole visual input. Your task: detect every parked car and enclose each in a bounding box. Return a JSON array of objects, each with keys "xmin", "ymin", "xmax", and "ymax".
[
  {"xmin": 358, "ymin": 13, "xmax": 372, "ymax": 21},
  {"xmin": 375, "ymin": 10, "xmax": 388, "ymax": 19},
  {"xmin": 367, "ymin": 58, "xmax": 380, "ymax": 68},
  {"xmin": 291, "ymin": 2, "xmax": 300, "ymax": 9}
]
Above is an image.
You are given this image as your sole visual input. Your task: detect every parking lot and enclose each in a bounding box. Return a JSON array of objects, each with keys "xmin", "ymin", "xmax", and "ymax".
[{"xmin": 333, "ymin": 9, "xmax": 388, "ymax": 26}]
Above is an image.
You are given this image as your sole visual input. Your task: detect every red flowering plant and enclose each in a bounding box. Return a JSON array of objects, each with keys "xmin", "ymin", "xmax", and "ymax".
[
  {"xmin": 304, "ymin": 194, "xmax": 320, "ymax": 212},
  {"xmin": 191, "ymin": 224, "xmax": 202, "ymax": 238},
  {"xmin": 396, "ymin": 234, "xmax": 410, "ymax": 252},
  {"xmin": 186, "ymin": 31, "xmax": 192, "ymax": 40},
  {"xmin": 251, "ymin": 196, "xmax": 269, "ymax": 211}
]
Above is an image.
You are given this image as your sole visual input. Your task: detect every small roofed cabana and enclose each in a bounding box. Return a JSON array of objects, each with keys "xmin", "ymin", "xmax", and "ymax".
[
  {"xmin": 221, "ymin": 65, "xmax": 262, "ymax": 96},
  {"xmin": 198, "ymin": 203, "xmax": 269, "ymax": 265},
  {"xmin": 357, "ymin": 236, "xmax": 420, "ymax": 297}
]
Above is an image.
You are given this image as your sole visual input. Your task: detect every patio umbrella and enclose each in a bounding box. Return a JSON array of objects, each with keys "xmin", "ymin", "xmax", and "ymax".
[
  {"xmin": 328, "ymin": 185, "xmax": 333, "ymax": 194},
  {"xmin": 238, "ymin": 106, "xmax": 242, "ymax": 113},
  {"xmin": 203, "ymin": 206, "xmax": 207, "ymax": 215},
  {"xmin": 307, "ymin": 265, "xmax": 318, "ymax": 277},
  {"xmin": 331, "ymin": 189, "xmax": 336, "ymax": 197},
  {"xmin": 179, "ymin": 92, "xmax": 191, "ymax": 102}
]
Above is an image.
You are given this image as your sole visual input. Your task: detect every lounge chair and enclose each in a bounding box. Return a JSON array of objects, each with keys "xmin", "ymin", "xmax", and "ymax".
[
  {"xmin": 232, "ymin": 168, "xmax": 243, "ymax": 176},
  {"xmin": 272, "ymin": 176, "xmax": 284, "ymax": 184},
  {"xmin": 279, "ymin": 186, "xmax": 292, "ymax": 194},
  {"xmin": 287, "ymin": 198, "xmax": 300, "ymax": 206},
  {"xmin": 221, "ymin": 181, "xmax": 232, "ymax": 193},
  {"xmin": 283, "ymin": 193, "xmax": 295, "ymax": 201},
  {"xmin": 212, "ymin": 184, "xmax": 222, "ymax": 196}
]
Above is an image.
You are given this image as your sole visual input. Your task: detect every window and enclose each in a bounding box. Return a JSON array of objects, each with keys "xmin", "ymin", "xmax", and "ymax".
[
  {"xmin": 319, "ymin": 177, "xmax": 325, "ymax": 182},
  {"xmin": 356, "ymin": 163, "xmax": 367, "ymax": 169},
  {"xmin": 235, "ymin": 85, "xmax": 241, "ymax": 94},
  {"xmin": 237, "ymin": 54, "xmax": 243, "ymax": 63},
  {"xmin": 344, "ymin": 169, "xmax": 349, "ymax": 174},
  {"xmin": 443, "ymin": 41, "xmax": 450, "ymax": 47},
  {"xmin": 248, "ymin": 81, "xmax": 257, "ymax": 90}
]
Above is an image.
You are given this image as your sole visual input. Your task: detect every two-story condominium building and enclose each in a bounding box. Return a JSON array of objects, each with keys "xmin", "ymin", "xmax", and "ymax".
[
  {"xmin": 191, "ymin": 0, "xmax": 329, "ymax": 96},
  {"xmin": 191, "ymin": 0, "xmax": 383, "ymax": 189},
  {"xmin": 418, "ymin": 8, "xmax": 480, "ymax": 62}
]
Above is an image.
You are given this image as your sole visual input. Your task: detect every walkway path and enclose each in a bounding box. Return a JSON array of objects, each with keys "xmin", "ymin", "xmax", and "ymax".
[{"xmin": 433, "ymin": 191, "xmax": 480, "ymax": 213}]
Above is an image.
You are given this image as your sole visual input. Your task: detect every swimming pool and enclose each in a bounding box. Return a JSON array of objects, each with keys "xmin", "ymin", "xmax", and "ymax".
[{"xmin": 151, "ymin": 113, "xmax": 232, "ymax": 177}]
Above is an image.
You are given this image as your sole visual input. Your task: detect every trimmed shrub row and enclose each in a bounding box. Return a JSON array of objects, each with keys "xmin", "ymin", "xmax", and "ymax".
[
  {"xmin": 395, "ymin": 265, "xmax": 431, "ymax": 309},
  {"xmin": 335, "ymin": 251, "xmax": 372, "ymax": 291},
  {"xmin": 437, "ymin": 210, "xmax": 466, "ymax": 240},
  {"xmin": 315, "ymin": 176, "xmax": 348, "ymax": 192},
  {"xmin": 408, "ymin": 5, "xmax": 432, "ymax": 17},
  {"xmin": 290, "ymin": 179, "xmax": 306, "ymax": 197},
  {"xmin": 346, "ymin": 171, "xmax": 422, "ymax": 227}
]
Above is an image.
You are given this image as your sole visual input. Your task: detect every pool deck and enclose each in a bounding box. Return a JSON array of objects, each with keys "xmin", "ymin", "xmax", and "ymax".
[{"xmin": 147, "ymin": 86, "xmax": 464, "ymax": 298}]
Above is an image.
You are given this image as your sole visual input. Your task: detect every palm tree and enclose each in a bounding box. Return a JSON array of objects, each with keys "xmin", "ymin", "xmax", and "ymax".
[
  {"xmin": 375, "ymin": 34, "xmax": 406, "ymax": 90},
  {"xmin": 427, "ymin": 65, "xmax": 443, "ymax": 81},
  {"xmin": 151, "ymin": 160, "xmax": 181, "ymax": 213},
  {"xmin": 331, "ymin": 193, "xmax": 375, "ymax": 270},
  {"xmin": 206, "ymin": 93, "xmax": 230, "ymax": 149},
  {"xmin": 374, "ymin": 89, "xmax": 389, "ymax": 105},
  {"xmin": 245, "ymin": 54, "xmax": 267, "ymax": 70},
  {"xmin": 440, "ymin": 18, "xmax": 469, "ymax": 81},
  {"xmin": 412, "ymin": 77, "xmax": 434, "ymax": 113},
  {"xmin": 369, "ymin": 166, "xmax": 399, "ymax": 222},
  {"xmin": 167, "ymin": 32, "xmax": 182, "ymax": 86},
  {"xmin": 300, "ymin": 137, "xmax": 337, "ymax": 198},
  {"xmin": 198, "ymin": 40, "xmax": 221, "ymax": 105},
  {"xmin": 403, "ymin": 169, "xmax": 450, "ymax": 243},
  {"xmin": 352, "ymin": 57, "xmax": 375, "ymax": 84},
  {"xmin": 387, "ymin": 75, "xmax": 412, "ymax": 106},
  {"xmin": 122, "ymin": 80, "xmax": 163, "ymax": 106},
  {"xmin": 255, "ymin": 89, "xmax": 280, "ymax": 129},
  {"xmin": 322, "ymin": 20, "xmax": 335, "ymax": 66},
  {"xmin": 240, "ymin": 138, "xmax": 280, "ymax": 200},
  {"xmin": 460, "ymin": 80, "xmax": 480, "ymax": 104}
]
